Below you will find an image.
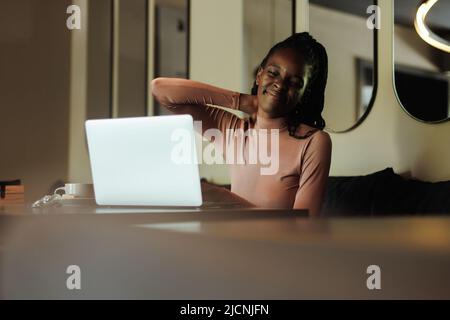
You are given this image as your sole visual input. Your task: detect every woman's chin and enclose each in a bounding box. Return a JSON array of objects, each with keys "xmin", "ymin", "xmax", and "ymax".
[{"xmin": 259, "ymin": 106, "xmax": 285, "ymax": 118}]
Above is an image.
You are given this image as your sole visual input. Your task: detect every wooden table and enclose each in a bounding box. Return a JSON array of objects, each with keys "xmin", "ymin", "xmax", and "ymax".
[{"xmin": 1, "ymin": 203, "xmax": 450, "ymax": 299}]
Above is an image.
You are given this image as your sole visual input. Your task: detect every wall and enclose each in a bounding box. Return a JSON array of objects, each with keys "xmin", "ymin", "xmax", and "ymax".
[
  {"xmin": 190, "ymin": 0, "xmax": 245, "ymax": 92},
  {"xmin": 189, "ymin": 0, "xmax": 245, "ymax": 184},
  {"xmin": 0, "ymin": 0, "xmax": 71, "ymax": 200}
]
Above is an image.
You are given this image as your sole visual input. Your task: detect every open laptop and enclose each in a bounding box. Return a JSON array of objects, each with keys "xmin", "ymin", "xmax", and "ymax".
[{"xmin": 85, "ymin": 115, "xmax": 205, "ymax": 207}]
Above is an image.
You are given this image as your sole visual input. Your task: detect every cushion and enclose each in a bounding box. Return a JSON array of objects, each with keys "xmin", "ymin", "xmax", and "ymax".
[{"xmin": 322, "ymin": 168, "xmax": 450, "ymax": 216}]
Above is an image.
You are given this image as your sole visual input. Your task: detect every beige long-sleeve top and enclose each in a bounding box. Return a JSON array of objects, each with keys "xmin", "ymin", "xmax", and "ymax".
[{"xmin": 151, "ymin": 77, "xmax": 332, "ymax": 216}]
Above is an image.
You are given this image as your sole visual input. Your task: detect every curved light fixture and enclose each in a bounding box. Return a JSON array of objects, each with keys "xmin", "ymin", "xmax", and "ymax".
[{"xmin": 414, "ymin": 0, "xmax": 450, "ymax": 53}]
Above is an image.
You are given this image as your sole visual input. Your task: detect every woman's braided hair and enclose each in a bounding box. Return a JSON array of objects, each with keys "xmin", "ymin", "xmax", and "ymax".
[{"xmin": 251, "ymin": 32, "xmax": 328, "ymax": 138}]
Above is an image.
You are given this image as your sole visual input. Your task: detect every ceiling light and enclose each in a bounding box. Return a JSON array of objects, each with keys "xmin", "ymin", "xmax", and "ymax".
[{"xmin": 414, "ymin": 0, "xmax": 450, "ymax": 53}]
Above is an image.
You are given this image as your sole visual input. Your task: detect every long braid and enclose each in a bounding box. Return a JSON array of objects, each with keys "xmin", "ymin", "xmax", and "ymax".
[{"xmin": 251, "ymin": 32, "xmax": 328, "ymax": 139}]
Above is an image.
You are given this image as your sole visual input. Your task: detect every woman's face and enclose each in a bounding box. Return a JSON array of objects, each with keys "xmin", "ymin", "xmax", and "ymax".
[{"xmin": 256, "ymin": 47, "xmax": 305, "ymax": 118}]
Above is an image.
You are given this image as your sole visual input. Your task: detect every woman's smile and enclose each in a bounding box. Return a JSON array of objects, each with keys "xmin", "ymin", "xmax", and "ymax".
[
  {"xmin": 263, "ymin": 86, "xmax": 285, "ymax": 104},
  {"xmin": 267, "ymin": 89, "xmax": 283, "ymax": 99}
]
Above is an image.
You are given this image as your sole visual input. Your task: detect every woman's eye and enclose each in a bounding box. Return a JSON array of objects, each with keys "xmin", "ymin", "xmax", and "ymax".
[{"xmin": 267, "ymin": 71, "xmax": 278, "ymax": 77}]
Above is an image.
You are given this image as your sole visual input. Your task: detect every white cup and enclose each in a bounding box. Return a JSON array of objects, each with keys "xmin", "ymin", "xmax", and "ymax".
[{"xmin": 54, "ymin": 183, "xmax": 94, "ymax": 198}]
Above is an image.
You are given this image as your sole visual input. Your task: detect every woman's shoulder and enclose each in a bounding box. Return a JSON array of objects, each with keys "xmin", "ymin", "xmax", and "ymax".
[
  {"xmin": 293, "ymin": 124, "xmax": 332, "ymax": 154},
  {"xmin": 294, "ymin": 123, "xmax": 330, "ymax": 140}
]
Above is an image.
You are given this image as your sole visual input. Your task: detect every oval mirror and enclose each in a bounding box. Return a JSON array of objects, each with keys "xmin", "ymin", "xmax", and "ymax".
[
  {"xmin": 309, "ymin": 0, "xmax": 378, "ymax": 132},
  {"xmin": 394, "ymin": 0, "xmax": 450, "ymax": 123}
]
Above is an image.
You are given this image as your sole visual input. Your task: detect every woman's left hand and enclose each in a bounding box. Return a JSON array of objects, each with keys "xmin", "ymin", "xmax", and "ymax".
[{"xmin": 200, "ymin": 181, "xmax": 256, "ymax": 208}]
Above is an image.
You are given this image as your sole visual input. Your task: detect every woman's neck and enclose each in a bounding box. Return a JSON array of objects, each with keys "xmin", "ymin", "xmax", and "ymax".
[{"xmin": 255, "ymin": 111, "xmax": 288, "ymax": 131}]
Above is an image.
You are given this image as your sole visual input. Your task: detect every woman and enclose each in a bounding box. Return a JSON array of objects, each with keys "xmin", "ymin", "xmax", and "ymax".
[{"xmin": 151, "ymin": 32, "xmax": 331, "ymax": 216}]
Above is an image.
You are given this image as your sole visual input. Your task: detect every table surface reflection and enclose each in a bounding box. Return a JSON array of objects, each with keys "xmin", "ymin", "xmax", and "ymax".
[{"xmin": 1, "ymin": 203, "xmax": 450, "ymax": 299}]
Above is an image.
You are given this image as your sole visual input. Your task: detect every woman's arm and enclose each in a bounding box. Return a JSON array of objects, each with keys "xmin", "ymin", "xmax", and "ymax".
[
  {"xmin": 151, "ymin": 77, "xmax": 257, "ymax": 133},
  {"xmin": 201, "ymin": 181, "xmax": 256, "ymax": 208},
  {"xmin": 293, "ymin": 131, "xmax": 332, "ymax": 217}
]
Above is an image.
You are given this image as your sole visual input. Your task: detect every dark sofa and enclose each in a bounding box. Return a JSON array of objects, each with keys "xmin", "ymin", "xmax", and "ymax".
[{"xmin": 322, "ymin": 168, "xmax": 450, "ymax": 216}]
